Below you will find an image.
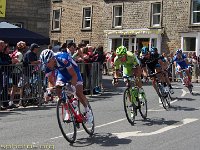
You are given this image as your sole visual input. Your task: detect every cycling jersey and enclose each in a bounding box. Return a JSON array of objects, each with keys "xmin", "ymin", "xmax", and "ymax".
[
  {"xmin": 173, "ymin": 54, "xmax": 188, "ymax": 69},
  {"xmin": 45, "ymin": 52, "xmax": 83, "ymax": 85},
  {"xmin": 114, "ymin": 51, "xmax": 139, "ymax": 76},
  {"xmin": 140, "ymin": 53, "xmax": 162, "ymax": 73}
]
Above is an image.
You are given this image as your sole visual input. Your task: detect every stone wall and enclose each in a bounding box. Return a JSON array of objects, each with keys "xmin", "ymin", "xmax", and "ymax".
[
  {"xmin": 0, "ymin": 0, "xmax": 50, "ymax": 37},
  {"xmin": 51, "ymin": 0, "xmax": 105, "ymax": 47}
]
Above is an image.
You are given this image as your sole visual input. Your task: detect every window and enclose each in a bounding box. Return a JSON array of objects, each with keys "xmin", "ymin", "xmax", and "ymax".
[
  {"xmin": 66, "ymin": 39, "xmax": 74, "ymax": 45},
  {"xmin": 151, "ymin": 2, "xmax": 161, "ymax": 27},
  {"xmin": 183, "ymin": 37, "xmax": 196, "ymax": 51},
  {"xmin": 112, "ymin": 39, "xmax": 122, "ymax": 51},
  {"xmin": 12, "ymin": 23, "xmax": 23, "ymax": 28},
  {"xmin": 52, "ymin": 9, "xmax": 61, "ymax": 31},
  {"xmin": 82, "ymin": 7, "xmax": 92, "ymax": 29},
  {"xmin": 81, "ymin": 40, "xmax": 90, "ymax": 45},
  {"xmin": 192, "ymin": 0, "xmax": 200, "ymax": 24},
  {"xmin": 113, "ymin": 5, "xmax": 122, "ymax": 28}
]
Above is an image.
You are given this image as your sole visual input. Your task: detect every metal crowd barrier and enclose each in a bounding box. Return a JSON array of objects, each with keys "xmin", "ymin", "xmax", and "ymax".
[{"xmin": 0, "ymin": 62, "xmax": 102, "ymax": 109}]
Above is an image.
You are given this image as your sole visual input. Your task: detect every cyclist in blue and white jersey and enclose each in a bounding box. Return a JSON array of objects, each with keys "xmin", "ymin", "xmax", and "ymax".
[
  {"xmin": 40, "ymin": 49, "xmax": 93, "ymax": 123},
  {"xmin": 173, "ymin": 49, "xmax": 192, "ymax": 85}
]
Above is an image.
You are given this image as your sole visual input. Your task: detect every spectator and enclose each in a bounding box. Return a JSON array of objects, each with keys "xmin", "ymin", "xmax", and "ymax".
[
  {"xmin": 0, "ymin": 43, "xmax": 12, "ymax": 109},
  {"xmin": 72, "ymin": 47, "xmax": 84, "ymax": 63},
  {"xmin": 66, "ymin": 42, "xmax": 77, "ymax": 56},
  {"xmin": 192, "ymin": 52, "xmax": 199, "ymax": 83},
  {"xmin": 23, "ymin": 43, "xmax": 41, "ymax": 65},
  {"xmin": 59, "ymin": 43, "xmax": 68, "ymax": 53},
  {"xmin": 52, "ymin": 42, "xmax": 61, "ymax": 53},
  {"xmin": 0, "ymin": 40, "xmax": 5, "ymax": 110},
  {"xmin": 23, "ymin": 43, "xmax": 41, "ymax": 80},
  {"xmin": 48, "ymin": 45, "xmax": 53, "ymax": 50},
  {"xmin": 10, "ymin": 41, "xmax": 26, "ymax": 108}
]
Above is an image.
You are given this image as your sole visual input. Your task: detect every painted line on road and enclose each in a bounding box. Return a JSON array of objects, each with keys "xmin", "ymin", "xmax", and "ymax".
[
  {"xmin": 113, "ymin": 118, "xmax": 198, "ymax": 138},
  {"xmin": 33, "ymin": 118, "xmax": 126, "ymax": 144}
]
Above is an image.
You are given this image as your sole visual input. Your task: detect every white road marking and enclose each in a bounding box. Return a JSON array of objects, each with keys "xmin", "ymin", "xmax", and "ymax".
[
  {"xmin": 33, "ymin": 118, "xmax": 126, "ymax": 144},
  {"xmin": 181, "ymin": 89, "xmax": 187, "ymax": 97},
  {"xmin": 113, "ymin": 118, "xmax": 198, "ymax": 138}
]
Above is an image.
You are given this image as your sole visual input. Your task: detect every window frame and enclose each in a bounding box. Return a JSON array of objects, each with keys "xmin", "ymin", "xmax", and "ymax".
[
  {"xmin": 52, "ymin": 8, "xmax": 61, "ymax": 31},
  {"xmin": 112, "ymin": 5, "xmax": 123, "ymax": 28},
  {"xmin": 150, "ymin": 2, "xmax": 162, "ymax": 28},
  {"xmin": 66, "ymin": 38, "xmax": 75, "ymax": 45},
  {"xmin": 191, "ymin": 0, "xmax": 200, "ymax": 24},
  {"xmin": 82, "ymin": 6, "xmax": 92, "ymax": 30},
  {"xmin": 81, "ymin": 39, "xmax": 90, "ymax": 45}
]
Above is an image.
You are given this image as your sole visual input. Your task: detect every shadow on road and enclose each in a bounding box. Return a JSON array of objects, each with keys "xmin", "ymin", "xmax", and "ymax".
[
  {"xmin": 169, "ymin": 105, "xmax": 199, "ymax": 111},
  {"xmin": 141, "ymin": 117, "xmax": 180, "ymax": 126},
  {"xmin": 175, "ymin": 97, "xmax": 196, "ymax": 101},
  {"xmin": 0, "ymin": 111, "xmax": 25, "ymax": 119},
  {"xmin": 71, "ymin": 133, "xmax": 132, "ymax": 147}
]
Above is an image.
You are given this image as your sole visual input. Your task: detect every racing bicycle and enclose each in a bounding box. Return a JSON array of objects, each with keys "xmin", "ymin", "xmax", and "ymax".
[
  {"xmin": 48, "ymin": 83, "xmax": 95, "ymax": 143},
  {"xmin": 177, "ymin": 69, "xmax": 193, "ymax": 94},
  {"xmin": 148, "ymin": 72, "xmax": 172, "ymax": 110},
  {"xmin": 113, "ymin": 76, "xmax": 147, "ymax": 125}
]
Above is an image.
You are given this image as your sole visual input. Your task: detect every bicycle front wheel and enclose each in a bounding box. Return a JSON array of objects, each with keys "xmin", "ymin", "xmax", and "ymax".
[
  {"xmin": 138, "ymin": 95, "xmax": 147, "ymax": 119},
  {"xmin": 157, "ymin": 84, "xmax": 170, "ymax": 110},
  {"xmin": 123, "ymin": 88, "xmax": 136, "ymax": 125},
  {"xmin": 56, "ymin": 100, "xmax": 77, "ymax": 143}
]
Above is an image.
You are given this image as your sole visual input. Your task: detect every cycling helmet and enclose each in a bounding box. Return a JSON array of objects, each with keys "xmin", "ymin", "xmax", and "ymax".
[
  {"xmin": 150, "ymin": 47, "xmax": 158, "ymax": 53},
  {"xmin": 116, "ymin": 46, "xmax": 127, "ymax": 56},
  {"xmin": 40, "ymin": 49, "xmax": 54, "ymax": 64},
  {"xmin": 16, "ymin": 41, "xmax": 26, "ymax": 50},
  {"xmin": 141, "ymin": 47, "xmax": 149, "ymax": 55},
  {"xmin": 176, "ymin": 49, "xmax": 182, "ymax": 54}
]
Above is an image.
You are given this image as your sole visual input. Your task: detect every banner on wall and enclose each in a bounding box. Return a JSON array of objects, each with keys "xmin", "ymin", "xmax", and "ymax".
[
  {"xmin": 105, "ymin": 28, "xmax": 164, "ymax": 36},
  {"xmin": 0, "ymin": 0, "xmax": 6, "ymax": 18}
]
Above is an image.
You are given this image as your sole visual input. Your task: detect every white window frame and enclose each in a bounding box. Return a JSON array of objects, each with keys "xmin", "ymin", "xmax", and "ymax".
[
  {"xmin": 66, "ymin": 38, "xmax": 75, "ymax": 45},
  {"xmin": 112, "ymin": 5, "xmax": 123, "ymax": 28},
  {"xmin": 191, "ymin": 0, "xmax": 200, "ymax": 24},
  {"xmin": 52, "ymin": 8, "xmax": 61, "ymax": 31},
  {"xmin": 81, "ymin": 39, "xmax": 90, "ymax": 45},
  {"xmin": 82, "ymin": 6, "xmax": 92, "ymax": 29},
  {"xmin": 151, "ymin": 2, "xmax": 161, "ymax": 27}
]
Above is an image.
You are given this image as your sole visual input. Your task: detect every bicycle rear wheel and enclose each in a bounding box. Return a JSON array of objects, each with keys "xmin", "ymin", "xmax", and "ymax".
[
  {"xmin": 138, "ymin": 95, "xmax": 147, "ymax": 119},
  {"xmin": 123, "ymin": 88, "xmax": 136, "ymax": 125},
  {"xmin": 78, "ymin": 101, "xmax": 95, "ymax": 136},
  {"xmin": 56, "ymin": 100, "xmax": 77, "ymax": 143}
]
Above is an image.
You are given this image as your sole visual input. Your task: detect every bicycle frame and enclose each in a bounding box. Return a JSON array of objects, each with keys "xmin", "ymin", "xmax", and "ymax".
[
  {"xmin": 178, "ymin": 69, "xmax": 191, "ymax": 87},
  {"xmin": 61, "ymin": 90, "xmax": 84, "ymax": 123}
]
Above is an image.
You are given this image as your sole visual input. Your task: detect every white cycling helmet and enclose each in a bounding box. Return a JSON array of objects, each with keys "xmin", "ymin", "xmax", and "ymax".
[{"xmin": 40, "ymin": 49, "xmax": 54, "ymax": 64}]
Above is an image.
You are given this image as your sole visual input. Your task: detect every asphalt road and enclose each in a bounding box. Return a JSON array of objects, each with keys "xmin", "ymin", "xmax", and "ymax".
[{"xmin": 1, "ymin": 75, "xmax": 200, "ymax": 150}]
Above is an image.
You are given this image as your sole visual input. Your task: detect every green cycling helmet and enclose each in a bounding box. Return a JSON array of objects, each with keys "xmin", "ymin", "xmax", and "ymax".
[{"xmin": 116, "ymin": 46, "xmax": 127, "ymax": 56}]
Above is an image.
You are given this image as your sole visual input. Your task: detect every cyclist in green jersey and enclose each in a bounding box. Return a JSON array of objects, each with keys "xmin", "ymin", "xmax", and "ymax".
[{"xmin": 112, "ymin": 46, "xmax": 145, "ymax": 95}]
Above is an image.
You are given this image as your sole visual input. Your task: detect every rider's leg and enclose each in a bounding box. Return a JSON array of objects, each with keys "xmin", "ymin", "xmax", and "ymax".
[
  {"xmin": 134, "ymin": 66, "xmax": 142, "ymax": 89},
  {"xmin": 186, "ymin": 69, "xmax": 192, "ymax": 84},
  {"xmin": 75, "ymin": 83, "xmax": 88, "ymax": 107},
  {"xmin": 164, "ymin": 71, "xmax": 173, "ymax": 89}
]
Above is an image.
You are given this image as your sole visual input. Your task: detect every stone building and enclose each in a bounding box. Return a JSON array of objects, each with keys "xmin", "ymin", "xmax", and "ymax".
[
  {"xmin": 50, "ymin": 0, "xmax": 105, "ymax": 47},
  {"xmin": 0, "ymin": 0, "xmax": 50, "ymax": 39},
  {"xmin": 51, "ymin": 0, "xmax": 200, "ymax": 55},
  {"xmin": 103, "ymin": 0, "xmax": 200, "ymax": 55}
]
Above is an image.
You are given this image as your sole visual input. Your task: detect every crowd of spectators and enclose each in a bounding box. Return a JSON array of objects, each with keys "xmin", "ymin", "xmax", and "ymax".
[{"xmin": 0, "ymin": 40, "xmax": 106, "ymax": 110}]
